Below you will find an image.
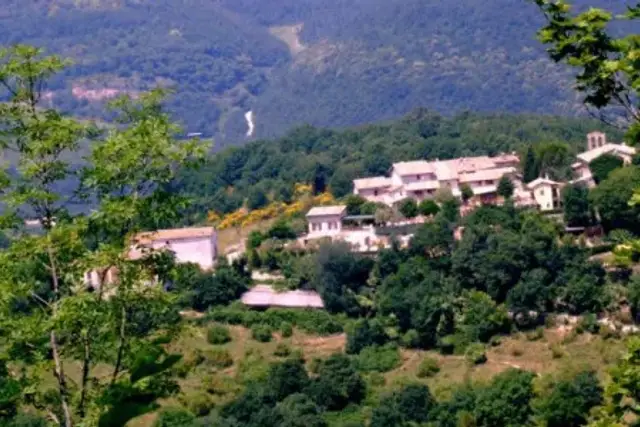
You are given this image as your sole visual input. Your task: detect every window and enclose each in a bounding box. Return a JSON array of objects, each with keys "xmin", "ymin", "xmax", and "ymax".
[
  {"xmin": 373, "ymin": 190, "xmax": 378, "ymax": 196},
  {"xmin": 312, "ymin": 223, "xmax": 321, "ymax": 231},
  {"xmin": 416, "ymin": 175, "xmax": 421, "ymax": 180},
  {"xmin": 539, "ymin": 189, "xmax": 544, "ymax": 196}
]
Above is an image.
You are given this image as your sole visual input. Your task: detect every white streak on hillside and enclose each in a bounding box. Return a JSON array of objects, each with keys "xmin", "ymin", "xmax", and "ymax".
[{"xmin": 245, "ymin": 110, "xmax": 255, "ymax": 137}]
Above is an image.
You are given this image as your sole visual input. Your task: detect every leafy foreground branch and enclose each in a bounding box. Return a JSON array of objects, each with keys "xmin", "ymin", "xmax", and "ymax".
[{"xmin": 0, "ymin": 45, "xmax": 207, "ymax": 427}]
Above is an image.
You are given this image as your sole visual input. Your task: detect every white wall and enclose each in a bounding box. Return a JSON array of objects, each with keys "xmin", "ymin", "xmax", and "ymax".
[
  {"xmin": 151, "ymin": 234, "xmax": 217, "ymax": 270},
  {"xmin": 531, "ymin": 184, "xmax": 556, "ymax": 211},
  {"xmin": 308, "ymin": 214, "xmax": 343, "ymax": 236}
]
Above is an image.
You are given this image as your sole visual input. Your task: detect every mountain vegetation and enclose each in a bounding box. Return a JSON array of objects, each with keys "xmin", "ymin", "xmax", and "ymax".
[{"xmin": 0, "ymin": 0, "xmax": 629, "ymax": 145}]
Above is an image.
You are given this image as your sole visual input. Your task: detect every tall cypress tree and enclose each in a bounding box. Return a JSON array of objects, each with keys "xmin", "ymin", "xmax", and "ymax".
[{"xmin": 522, "ymin": 146, "xmax": 539, "ymax": 183}]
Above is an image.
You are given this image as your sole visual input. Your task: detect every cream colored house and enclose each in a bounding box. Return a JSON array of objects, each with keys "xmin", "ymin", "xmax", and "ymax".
[
  {"xmin": 301, "ymin": 205, "xmax": 393, "ymax": 253},
  {"xmin": 527, "ymin": 177, "xmax": 564, "ymax": 211},
  {"xmin": 129, "ymin": 227, "xmax": 218, "ymax": 271},
  {"xmin": 353, "ymin": 153, "xmax": 521, "ymax": 206},
  {"xmin": 305, "ymin": 205, "xmax": 347, "ymax": 237},
  {"xmin": 85, "ymin": 226, "xmax": 218, "ymax": 291}
]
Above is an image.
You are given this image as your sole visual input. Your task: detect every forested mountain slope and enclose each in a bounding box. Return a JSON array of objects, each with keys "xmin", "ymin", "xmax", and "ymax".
[{"xmin": 0, "ymin": 0, "xmax": 627, "ymax": 145}]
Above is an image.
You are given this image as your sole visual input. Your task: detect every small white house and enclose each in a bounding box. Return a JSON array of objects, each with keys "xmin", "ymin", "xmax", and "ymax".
[
  {"xmin": 130, "ymin": 226, "xmax": 218, "ymax": 271},
  {"xmin": 526, "ymin": 177, "xmax": 564, "ymax": 211},
  {"xmin": 305, "ymin": 205, "xmax": 347, "ymax": 237}
]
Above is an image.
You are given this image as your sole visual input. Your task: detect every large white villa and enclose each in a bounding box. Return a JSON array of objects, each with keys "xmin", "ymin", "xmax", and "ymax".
[
  {"xmin": 353, "ymin": 152, "xmax": 522, "ymax": 206},
  {"xmin": 352, "ymin": 132, "xmax": 636, "ymax": 212}
]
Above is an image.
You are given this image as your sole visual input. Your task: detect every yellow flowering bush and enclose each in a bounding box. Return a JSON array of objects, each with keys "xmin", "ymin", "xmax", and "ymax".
[{"xmin": 215, "ymin": 183, "xmax": 336, "ymax": 229}]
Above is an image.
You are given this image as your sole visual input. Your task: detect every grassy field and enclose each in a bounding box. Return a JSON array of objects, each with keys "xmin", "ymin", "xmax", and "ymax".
[{"xmin": 123, "ymin": 321, "xmax": 629, "ymax": 426}]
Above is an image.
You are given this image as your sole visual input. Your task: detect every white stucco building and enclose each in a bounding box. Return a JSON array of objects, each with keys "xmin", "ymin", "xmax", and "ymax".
[
  {"xmin": 84, "ymin": 226, "xmax": 218, "ymax": 291},
  {"xmin": 130, "ymin": 226, "xmax": 218, "ymax": 271},
  {"xmin": 526, "ymin": 177, "xmax": 564, "ymax": 212},
  {"xmin": 305, "ymin": 205, "xmax": 347, "ymax": 237},
  {"xmin": 353, "ymin": 153, "xmax": 521, "ymax": 206}
]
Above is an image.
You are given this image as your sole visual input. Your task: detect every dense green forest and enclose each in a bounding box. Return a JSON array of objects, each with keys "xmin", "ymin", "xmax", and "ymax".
[
  {"xmin": 0, "ymin": 0, "xmax": 628, "ymax": 145},
  {"xmin": 172, "ymin": 110, "xmax": 623, "ymax": 218}
]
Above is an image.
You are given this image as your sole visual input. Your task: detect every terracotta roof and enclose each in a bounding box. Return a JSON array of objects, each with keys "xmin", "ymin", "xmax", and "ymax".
[
  {"xmin": 241, "ymin": 285, "xmax": 324, "ymax": 308},
  {"xmin": 135, "ymin": 227, "xmax": 215, "ymax": 244},
  {"xmin": 392, "ymin": 160, "xmax": 435, "ymax": 176},
  {"xmin": 576, "ymin": 143, "xmax": 636, "ymax": 163},
  {"xmin": 353, "ymin": 176, "xmax": 392, "ymax": 190},
  {"xmin": 434, "ymin": 161, "xmax": 458, "ymax": 181},
  {"xmin": 306, "ymin": 205, "xmax": 347, "ymax": 217},
  {"xmin": 526, "ymin": 177, "xmax": 563, "ymax": 189}
]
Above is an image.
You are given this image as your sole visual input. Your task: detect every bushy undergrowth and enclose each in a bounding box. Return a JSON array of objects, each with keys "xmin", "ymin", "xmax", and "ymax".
[{"xmin": 203, "ymin": 305, "xmax": 345, "ymax": 335}]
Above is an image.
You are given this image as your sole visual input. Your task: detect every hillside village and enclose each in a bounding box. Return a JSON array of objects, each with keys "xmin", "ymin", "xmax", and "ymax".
[
  {"xmin": 93, "ymin": 131, "xmax": 637, "ymax": 312},
  {"xmin": 131, "ymin": 131, "xmax": 632, "ymax": 266}
]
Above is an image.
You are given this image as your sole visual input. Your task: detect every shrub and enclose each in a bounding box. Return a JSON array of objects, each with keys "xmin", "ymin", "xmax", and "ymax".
[
  {"xmin": 417, "ymin": 357, "xmax": 440, "ymax": 378},
  {"xmin": 204, "ymin": 348, "xmax": 233, "ymax": 369},
  {"xmin": 267, "ymin": 219, "xmax": 298, "ymax": 240},
  {"xmin": 309, "ymin": 357, "xmax": 323, "ymax": 374},
  {"xmin": 489, "ymin": 336, "xmax": 502, "ymax": 347},
  {"xmin": 400, "ymin": 329, "xmax": 420, "ymax": 348},
  {"xmin": 153, "ymin": 407, "xmax": 197, "ymax": 427},
  {"xmin": 511, "ymin": 346, "xmax": 524, "ymax": 357},
  {"xmin": 274, "ymin": 343, "xmax": 292, "ymax": 357},
  {"xmin": 599, "ymin": 324, "xmax": 620, "ymax": 340},
  {"xmin": 550, "ymin": 344, "xmax": 565, "ymax": 359},
  {"xmin": 178, "ymin": 392, "xmax": 214, "ymax": 417},
  {"xmin": 525, "ymin": 327, "xmax": 545, "ymax": 342},
  {"xmin": 251, "ymin": 324, "xmax": 273, "ymax": 342},
  {"xmin": 202, "ymin": 374, "xmax": 242, "ymax": 397},
  {"xmin": 178, "ymin": 349, "xmax": 205, "ymax": 376},
  {"xmin": 205, "ymin": 307, "xmax": 344, "ymax": 336},
  {"xmin": 346, "ymin": 319, "xmax": 389, "ymax": 354},
  {"xmin": 577, "ymin": 313, "xmax": 600, "ymax": 334},
  {"xmin": 207, "ymin": 324, "xmax": 232, "ymax": 345},
  {"xmin": 465, "ymin": 344, "xmax": 487, "ymax": 365},
  {"xmin": 419, "ymin": 199, "xmax": 440, "ymax": 217},
  {"xmin": 280, "ymin": 321, "xmax": 293, "ymax": 338},
  {"xmin": 561, "ymin": 329, "xmax": 579, "ymax": 345},
  {"xmin": 398, "ymin": 198, "xmax": 419, "ymax": 218},
  {"xmin": 9, "ymin": 413, "xmax": 48, "ymax": 427},
  {"xmin": 247, "ymin": 230, "xmax": 266, "ymax": 249},
  {"xmin": 367, "ymin": 372, "xmax": 386, "ymax": 387},
  {"xmin": 354, "ymin": 344, "xmax": 401, "ymax": 373},
  {"xmin": 237, "ymin": 349, "xmax": 270, "ymax": 384},
  {"xmin": 438, "ymin": 335, "xmax": 456, "ymax": 355},
  {"xmin": 440, "ymin": 333, "xmax": 472, "ymax": 355}
]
